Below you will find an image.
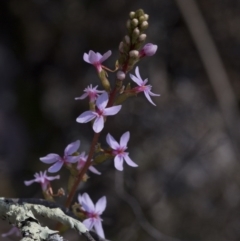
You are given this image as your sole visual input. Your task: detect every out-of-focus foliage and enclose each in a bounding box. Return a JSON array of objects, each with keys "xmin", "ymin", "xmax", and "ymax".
[{"xmin": 1, "ymin": 0, "xmax": 240, "ymax": 241}]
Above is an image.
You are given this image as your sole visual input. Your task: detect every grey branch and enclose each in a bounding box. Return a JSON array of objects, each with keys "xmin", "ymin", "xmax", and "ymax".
[{"xmin": 0, "ymin": 197, "xmax": 96, "ymax": 241}]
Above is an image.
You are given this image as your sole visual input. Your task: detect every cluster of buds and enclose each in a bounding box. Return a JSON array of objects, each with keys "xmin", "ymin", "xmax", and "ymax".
[{"xmin": 118, "ymin": 9, "xmax": 157, "ymax": 73}]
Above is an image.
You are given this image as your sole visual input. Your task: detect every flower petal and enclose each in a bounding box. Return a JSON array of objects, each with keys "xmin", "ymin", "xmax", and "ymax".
[
  {"xmin": 124, "ymin": 154, "xmax": 138, "ymax": 167},
  {"xmin": 24, "ymin": 179, "xmax": 36, "ymax": 186},
  {"xmin": 76, "ymin": 111, "xmax": 97, "ymax": 123},
  {"xmin": 100, "ymin": 50, "xmax": 112, "ymax": 63},
  {"xmin": 48, "ymin": 161, "xmax": 64, "ymax": 173},
  {"xmin": 130, "ymin": 73, "xmax": 143, "ymax": 86},
  {"xmin": 120, "ymin": 131, "xmax": 130, "ymax": 148},
  {"xmin": 64, "ymin": 140, "xmax": 80, "ymax": 156},
  {"xmin": 96, "ymin": 92, "xmax": 108, "ymax": 110},
  {"xmin": 93, "ymin": 116, "xmax": 104, "ymax": 133},
  {"xmin": 40, "ymin": 154, "xmax": 60, "ymax": 164},
  {"xmin": 114, "ymin": 155, "xmax": 124, "ymax": 171},
  {"xmin": 89, "ymin": 166, "xmax": 101, "ymax": 175},
  {"xmin": 135, "ymin": 66, "xmax": 142, "ymax": 81},
  {"xmin": 46, "ymin": 175, "xmax": 60, "ymax": 181},
  {"xmin": 94, "ymin": 219, "xmax": 105, "ymax": 239},
  {"xmin": 83, "ymin": 53, "xmax": 90, "ymax": 63},
  {"xmin": 144, "ymin": 90, "xmax": 156, "ymax": 106},
  {"xmin": 106, "ymin": 133, "xmax": 119, "ymax": 150},
  {"xmin": 81, "ymin": 193, "xmax": 95, "ymax": 212},
  {"xmin": 95, "ymin": 196, "xmax": 107, "ymax": 214},
  {"xmin": 103, "ymin": 105, "xmax": 122, "ymax": 116},
  {"xmin": 83, "ymin": 218, "xmax": 95, "ymax": 230},
  {"xmin": 66, "ymin": 155, "xmax": 80, "ymax": 163},
  {"xmin": 89, "ymin": 50, "xmax": 99, "ymax": 64},
  {"xmin": 75, "ymin": 93, "xmax": 88, "ymax": 100}
]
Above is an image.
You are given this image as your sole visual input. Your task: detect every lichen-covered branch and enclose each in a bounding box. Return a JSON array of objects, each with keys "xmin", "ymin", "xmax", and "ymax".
[{"xmin": 0, "ymin": 198, "xmax": 95, "ymax": 241}]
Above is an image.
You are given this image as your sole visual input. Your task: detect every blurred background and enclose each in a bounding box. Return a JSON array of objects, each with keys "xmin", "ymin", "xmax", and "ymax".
[{"xmin": 1, "ymin": 0, "xmax": 240, "ymax": 240}]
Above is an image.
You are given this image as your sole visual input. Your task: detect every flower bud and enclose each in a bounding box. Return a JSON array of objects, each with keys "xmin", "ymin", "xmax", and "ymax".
[
  {"xmin": 139, "ymin": 43, "xmax": 158, "ymax": 57},
  {"xmin": 144, "ymin": 14, "xmax": 149, "ymax": 21},
  {"xmin": 129, "ymin": 11, "xmax": 135, "ymax": 19},
  {"xmin": 138, "ymin": 34, "xmax": 147, "ymax": 42},
  {"xmin": 119, "ymin": 41, "xmax": 124, "ymax": 52},
  {"xmin": 129, "ymin": 50, "xmax": 139, "ymax": 58},
  {"xmin": 124, "ymin": 35, "xmax": 130, "ymax": 44},
  {"xmin": 117, "ymin": 70, "xmax": 126, "ymax": 81},
  {"xmin": 131, "ymin": 18, "xmax": 139, "ymax": 27},
  {"xmin": 140, "ymin": 21, "xmax": 148, "ymax": 30}
]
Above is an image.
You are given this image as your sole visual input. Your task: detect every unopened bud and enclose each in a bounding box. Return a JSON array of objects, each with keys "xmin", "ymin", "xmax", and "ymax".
[
  {"xmin": 117, "ymin": 70, "xmax": 126, "ymax": 81},
  {"xmin": 140, "ymin": 21, "xmax": 148, "ymax": 30},
  {"xmin": 129, "ymin": 50, "xmax": 139, "ymax": 58},
  {"xmin": 138, "ymin": 34, "xmax": 147, "ymax": 42},
  {"xmin": 139, "ymin": 43, "xmax": 158, "ymax": 57},
  {"xmin": 129, "ymin": 11, "xmax": 135, "ymax": 19},
  {"xmin": 124, "ymin": 35, "xmax": 130, "ymax": 44},
  {"xmin": 131, "ymin": 18, "xmax": 139, "ymax": 27},
  {"xmin": 144, "ymin": 14, "xmax": 149, "ymax": 21}
]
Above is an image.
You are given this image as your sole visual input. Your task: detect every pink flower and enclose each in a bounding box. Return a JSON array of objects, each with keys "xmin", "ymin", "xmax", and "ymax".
[
  {"xmin": 83, "ymin": 50, "xmax": 112, "ymax": 73},
  {"xmin": 106, "ymin": 131, "xmax": 138, "ymax": 171},
  {"xmin": 78, "ymin": 193, "xmax": 106, "ymax": 239},
  {"xmin": 24, "ymin": 171, "xmax": 60, "ymax": 191},
  {"xmin": 2, "ymin": 226, "xmax": 21, "ymax": 238},
  {"xmin": 40, "ymin": 140, "xmax": 81, "ymax": 173},
  {"xmin": 76, "ymin": 92, "xmax": 122, "ymax": 133},
  {"xmin": 139, "ymin": 43, "xmax": 158, "ymax": 57},
  {"xmin": 75, "ymin": 85, "xmax": 105, "ymax": 103},
  {"xmin": 77, "ymin": 152, "xmax": 101, "ymax": 175},
  {"xmin": 130, "ymin": 66, "xmax": 160, "ymax": 106}
]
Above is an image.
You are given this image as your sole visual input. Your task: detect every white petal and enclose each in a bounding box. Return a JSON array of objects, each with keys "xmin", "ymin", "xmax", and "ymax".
[
  {"xmin": 48, "ymin": 161, "xmax": 64, "ymax": 173},
  {"xmin": 130, "ymin": 73, "xmax": 143, "ymax": 86},
  {"xmin": 83, "ymin": 53, "xmax": 90, "ymax": 63},
  {"xmin": 96, "ymin": 92, "xmax": 108, "ymax": 110},
  {"xmin": 64, "ymin": 140, "xmax": 80, "ymax": 156},
  {"xmin": 46, "ymin": 175, "xmax": 60, "ymax": 181},
  {"xmin": 93, "ymin": 116, "xmax": 104, "ymax": 133},
  {"xmin": 76, "ymin": 111, "xmax": 96, "ymax": 123},
  {"xmin": 103, "ymin": 105, "xmax": 122, "ymax": 116},
  {"xmin": 75, "ymin": 93, "xmax": 88, "ymax": 100},
  {"xmin": 135, "ymin": 66, "xmax": 142, "ymax": 80},
  {"xmin": 24, "ymin": 179, "xmax": 36, "ymax": 186},
  {"xmin": 106, "ymin": 133, "xmax": 120, "ymax": 150},
  {"xmin": 124, "ymin": 154, "xmax": 138, "ymax": 167},
  {"xmin": 149, "ymin": 90, "xmax": 160, "ymax": 97},
  {"xmin": 82, "ymin": 193, "xmax": 95, "ymax": 212},
  {"xmin": 40, "ymin": 154, "xmax": 60, "ymax": 164},
  {"xmin": 88, "ymin": 50, "xmax": 98, "ymax": 64},
  {"xmin": 89, "ymin": 166, "xmax": 101, "ymax": 175},
  {"xmin": 144, "ymin": 90, "xmax": 156, "ymax": 106},
  {"xmin": 120, "ymin": 131, "xmax": 130, "ymax": 148},
  {"xmin": 114, "ymin": 155, "xmax": 124, "ymax": 171},
  {"xmin": 100, "ymin": 50, "xmax": 112, "ymax": 63},
  {"xmin": 83, "ymin": 218, "xmax": 94, "ymax": 230},
  {"xmin": 95, "ymin": 196, "xmax": 107, "ymax": 214},
  {"xmin": 94, "ymin": 219, "xmax": 105, "ymax": 239}
]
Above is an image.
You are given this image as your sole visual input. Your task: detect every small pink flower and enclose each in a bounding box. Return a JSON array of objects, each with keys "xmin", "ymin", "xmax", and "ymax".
[
  {"xmin": 24, "ymin": 171, "xmax": 60, "ymax": 191},
  {"xmin": 77, "ymin": 152, "xmax": 101, "ymax": 175},
  {"xmin": 78, "ymin": 193, "xmax": 106, "ymax": 239},
  {"xmin": 106, "ymin": 131, "xmax": 138, "ymax": 171},
  {"xmin": 76, "ymin": 92, "xmax": 122, "ymax": 133},
  {"xmin": 83, "ymin": 50, "xmax": 112, "ymax": 73},
  {"xmin": 75, "ymin": 85, "xmax": 105, "ymax": 103},
  {"xmin": 139, "ymin": 43, "xmax": 158, "ymax": 57},
  {"xmin": 130, "ymin": 66, "xmax": 160, "ymax": 106},
  {"xmin": 40, "ymin": 140, "xmax": 81, "ymax": 173},
  {"xmin": 2, "ymin": 226, "xmax": 21, "ymax": 238}
]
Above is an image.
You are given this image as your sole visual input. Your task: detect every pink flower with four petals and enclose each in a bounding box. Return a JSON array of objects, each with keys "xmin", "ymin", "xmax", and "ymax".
[
  {"xmin": 40, "ymin": 140, "xmax": 81, "ymax": 173},
  {"xmin": 106, "ymin": 131, "xmax": 138, "ymax": 171},
  {"xmin": 83, "ymin": 50, "xmax": 112, "ymax": 73},
  {"xmin": 130, "ymin": 66, "xmax": 160, "ymax": 106},
  {"xmin": 78, "ymin": 193, "xmax": 106, "ymax": 239},
  {"xmin": 24, "ymin": 171, "xmax": 60, "ymax": 191},
  {"xmin": 76, "ymin": 92, "xmax": 122, "ymax": 133}
]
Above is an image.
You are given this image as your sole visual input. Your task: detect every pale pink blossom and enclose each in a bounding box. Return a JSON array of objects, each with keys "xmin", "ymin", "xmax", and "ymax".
[
  {"xmin": 2, "ymin": 226, "xmax": 21, "ymax": 238},
  {"xmin": 40, "ymin": 140, "xmax": 81, "ymax": 173},
  {"xmin": 130, "ymin": 66, "xmax": 160, "ymax": 106},
  {"xmin": 83, "ymin": 50, "xmax": 112, "ymax": 73},
  {"xmin": 78, "ymin": 193, "xmax": 106, "ymax": 239},
  {"xmin": 76, "ymin": 92, "xmax": 122, "ymax": 133},
  {"xmin": 75, "ymin": 85, "xmax": 105, "ymax": 103},
  {"xmin": 106, "ymin": 131, "xmax": 138, "ymax": 171},
  {"xmin": 139, "ymin": 43, "xmax": 158, "ymax": 57},
  {"xmin": 24, "ymin": 171, "xmax": 60, "ymax": 191},
  {"xmin": 77, "ymin": 152, "xmax": 101, "ymax": 175}
]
